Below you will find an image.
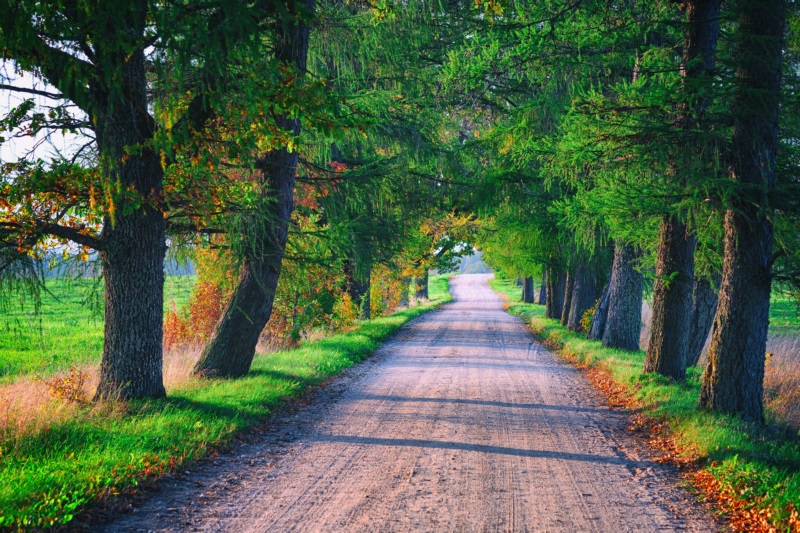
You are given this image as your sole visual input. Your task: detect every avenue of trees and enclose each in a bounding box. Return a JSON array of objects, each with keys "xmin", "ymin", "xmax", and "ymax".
[{"xmin": 2, "ymin": 0, "xmax": 799, "ymax": 425}]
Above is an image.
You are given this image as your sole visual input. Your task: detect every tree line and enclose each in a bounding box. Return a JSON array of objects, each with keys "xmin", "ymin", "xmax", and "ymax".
[
  {"xmin": 2, "ymin": 0, "xmax": 799, "ymax": 426},
  {"xmin": 472, "ymin": 0, "xmax": 799, "ymax": 424},
  {"xmin": 0, "ymin": 1, "xmax": 468, "ymax": 399}
]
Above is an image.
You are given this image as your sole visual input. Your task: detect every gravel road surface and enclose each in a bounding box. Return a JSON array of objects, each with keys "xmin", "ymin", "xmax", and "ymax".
[{"xmin": 103, "ymin": 273, "xmax": 716, "ymax": 532}]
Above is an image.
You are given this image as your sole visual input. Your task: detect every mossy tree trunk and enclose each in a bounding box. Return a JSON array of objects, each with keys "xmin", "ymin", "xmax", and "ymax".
[
  {"xmin": 644, "ymin": 216, "xmax": 697, "ymax": 380},
  {"xmin": 645, "ymin": 0, "xmax": 720, "ymax": 381}
]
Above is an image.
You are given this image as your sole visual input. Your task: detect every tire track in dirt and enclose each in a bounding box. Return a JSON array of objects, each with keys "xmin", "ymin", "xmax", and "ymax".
[{"xmin": 103, "ymin": 274, "xmax": 717, "ymax": 532}]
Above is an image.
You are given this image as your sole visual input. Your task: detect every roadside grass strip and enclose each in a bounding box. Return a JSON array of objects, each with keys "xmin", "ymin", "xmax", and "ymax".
[
  {"xmin": 0, "ymin": 275, "xmax": 451, "ymax": 530},
  {"xmin": 489, "ymin": 277, "xmax": 800, "ymax": 532}
]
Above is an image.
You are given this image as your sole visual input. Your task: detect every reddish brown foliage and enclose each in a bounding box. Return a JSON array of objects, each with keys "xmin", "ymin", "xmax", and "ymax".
[
  {"xmin": 544, "ymin": 331, "xmax": 793, "ymax": 532},
  {"xmin": 164, "ymin": 280, "xmax": 230, "ymax": 349}
]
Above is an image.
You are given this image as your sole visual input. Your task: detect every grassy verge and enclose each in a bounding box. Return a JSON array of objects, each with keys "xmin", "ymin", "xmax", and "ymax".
[
  {"xmin": 490, "ymin": 276, "xmax": 800, "ymax": 532},
  {"xmin": 0, "ymin": 276, "xmax": 195, "ymax": 382},
  {"xmin": 0, "ymin": 275, "xmax": 451, "ymax": 530}
]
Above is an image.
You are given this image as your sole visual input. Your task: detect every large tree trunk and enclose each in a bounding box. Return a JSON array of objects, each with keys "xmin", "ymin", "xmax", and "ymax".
[
  {"xmin": 644, "ymin": 216, "xmax": 697, "ymax": 380},
  {"xmin": 588, "ymin": 281, "xmax": 611, "ymax": 340},
  {"xmin": 568, "ymin": 265, "xmax": 597, "ymax": 332},
  {"xmin": 538, "ymin": 271, "xmax": 547, "ymax": 305},
  {"xmin": 415, "ymin": 270, "xmax": 429, "ymax": 300},
  {"xmin": 644, "ymin": 0, "xmax": 721, "ymax": 381},
  {"xmin": 560, "ymin": 270, "xmax": 574, "ymax": 326},
  {"xmin": 700, "ymin": 0, "xmax": 783, "ymax": 422},
  {"xmin": 194, "ymin": 1, "xmax": 313, "ymax": 378},
  {"xmin": 522, "ymin": 276, "xmax": 535, "ymax": 303},
  {"xmin": 602, "ymin": 244, "xmax": 643, "ymax": 351},
  {"xmin": 545, "ymin": 268, "xmax": 566, "ymax": 320},
  {"xmin": 94, "ymin": 14, "xmax": 166, "ymax": 400}
]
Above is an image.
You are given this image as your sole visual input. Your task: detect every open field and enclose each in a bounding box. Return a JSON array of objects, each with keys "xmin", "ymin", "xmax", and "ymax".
[
  {"xmin": 491, "ymin": 277, "xmax": 800, "ymax": 532},
  {"xmin": 0, "ymin": 276, "xmax": 195, "ymax": 382},
  {"xmin": 0, "ymin": 275, "xmax": 450, "ymax": 529},
  {"xmin": 768, "ymin": 293, "xmax": 800, "ymax": 337}
]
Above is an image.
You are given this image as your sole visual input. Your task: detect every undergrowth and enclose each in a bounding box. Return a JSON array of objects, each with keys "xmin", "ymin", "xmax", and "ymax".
[
  {"xmin": 490, "ymin": 276, "xmax": 800, "ymax": 532},
  {"xmin": 0, "ymin": 275, "xmax": 451, "ymax": 530}
]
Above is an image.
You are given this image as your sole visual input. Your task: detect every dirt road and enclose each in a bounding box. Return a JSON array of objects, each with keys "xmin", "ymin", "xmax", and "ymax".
[{"xmin": 104, "ymin": 274, "xmax": 716, "ymax": 532}]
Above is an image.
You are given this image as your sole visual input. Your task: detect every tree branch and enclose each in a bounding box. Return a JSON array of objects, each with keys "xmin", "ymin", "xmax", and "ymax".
[
  {"xmin": 0, "ymin": 83, "xmax": 65, "ymax": 100},
  {"xmin": 41, "ymin": 223, "xmax": 105, "ymax": 250}
]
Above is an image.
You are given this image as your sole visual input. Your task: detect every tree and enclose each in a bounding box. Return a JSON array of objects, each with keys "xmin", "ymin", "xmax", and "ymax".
[
  {"xmin": 194, "ymin": 0, "xmax": 315, "ymax": 377},
  {"xmin": 645, "ymin": 0, "xmax": 722, "ymax": 381},
  {"xmin": 700, "ymin": 0, "xmax": 785, "ymax": 422},
  {"xmin": 1, "ymin": 1, "xmax": 169, "ymax": 399},
  {"xmin": 567, "ymin": 263, "xmax": 598, "ymax": 332},
  {"xmin": 522, "ymin": 276, "xmax": 535, "ymax": 303},
  {"xmin": 686, "ymin": 273, "xmax": 720, "ymax": 367},
  {"xmin": 1, "ymin": 1, "xmax": 307, "ymax": 396},
  {"xmin": 602, "ymin": 244, "xmax": 644, "ymax": 351}
]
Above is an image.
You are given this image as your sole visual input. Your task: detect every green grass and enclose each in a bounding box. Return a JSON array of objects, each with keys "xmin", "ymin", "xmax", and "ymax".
[
  {"xmin": 490, "ymin": 276, "xmax": 800, "ymax": 531},
  {"xmin": 0, "ymin": 276, "xmax": 195, "ymax": 382},
  {"xmin": 0, "ymin": 274, "xmax": 451, "ymax": 530},
  {"xmin": 769, "ymin": 292, "xmax": 800, "ymax": 336}
]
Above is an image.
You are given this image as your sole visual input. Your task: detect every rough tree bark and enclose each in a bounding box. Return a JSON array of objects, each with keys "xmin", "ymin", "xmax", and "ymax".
[
  {"xmin": 545, "ymin": 269, "xmax": 566, "ymax": 320},
  {"xmin": 644, "ymin": 217, "xmax": 697, "ymax": 380},
  {"xmin": 538, "ymin": 271, "xmax": 547, "ymax": 305},
  {"xmin": 588, "ymin": 281, "xmax": 611, "ymax": 340},
  {"xmin": 415, "ymin": 270, "xmax": 429, "ymax": 300},
  {"xmin": 700, "ymin": 0, "xmax": 783, "ymax": 422},
  {"xmin": 644, "ymin": 0, "xmax": 720, "ymax": 381},
  {"xmin": 568, "ymin": 265, "xmax": 597, "ymax": 332},
  {"xmin": 522, "ymin": 276, "xmax": 535, "ymax": 303},
  {"xmin": 686, "ymin": 274, "xmax": 721, "ymax": 367},
  {"xmin": 560, "ymin": 270, "xmax": 574, "ymax": 326},
  {"xmin": 194, "ymin": 0, "xmax": 313, "ymax": 378},
  {"xmin": 602, "ymin": 244, "xmax": 643, "ymax": 351},
  {"xmin": 94, "ymin": 15, "xmax": 167, "ymax": 399}
]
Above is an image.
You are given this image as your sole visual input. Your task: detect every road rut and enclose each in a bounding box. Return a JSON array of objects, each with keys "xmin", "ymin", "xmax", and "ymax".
[{"xmin": 104, "ymin": 273, "xmax": 716, "ymax": 532}]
